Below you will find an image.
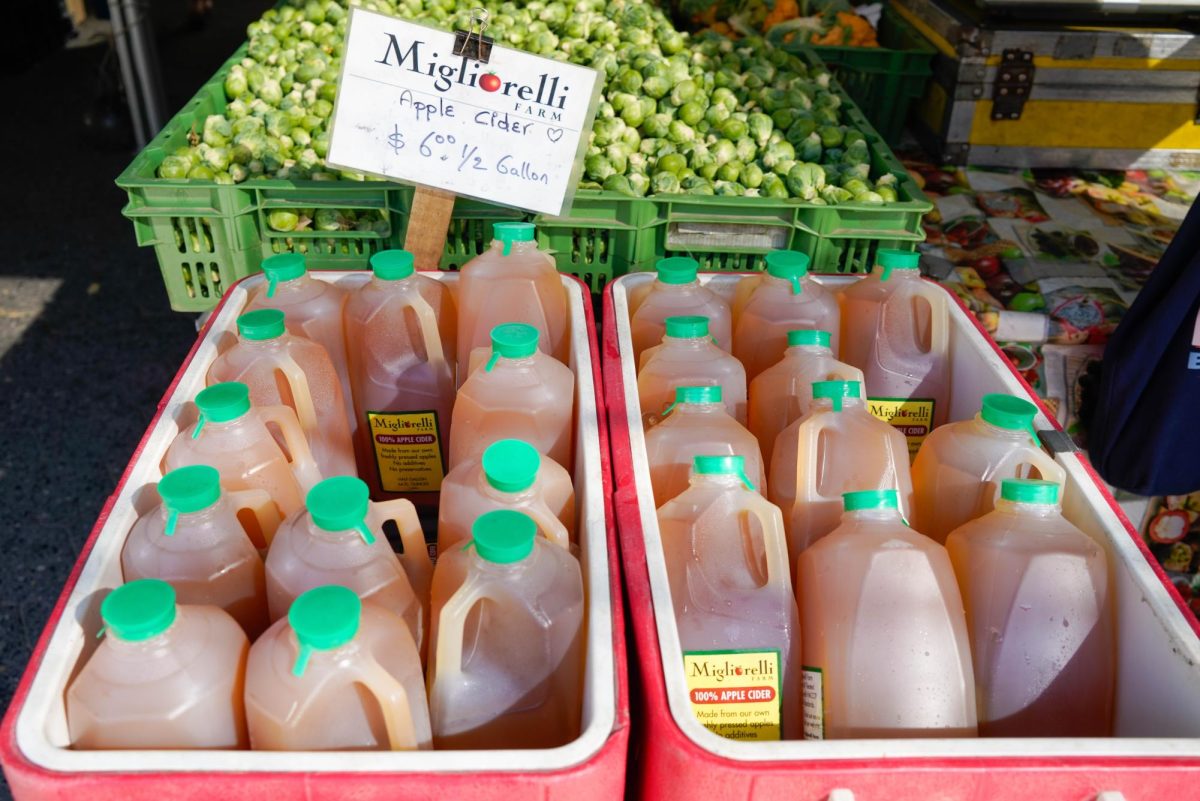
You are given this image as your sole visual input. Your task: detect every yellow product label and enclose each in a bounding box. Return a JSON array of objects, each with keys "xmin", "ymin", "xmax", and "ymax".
[
  {"xmin": 802, "ymin": 666, "xmax": 824, "ymax": 740},
  {"xmin": 868, "ymin": 397, "xmax": 934, "ymax": 459},
  {"xmin": 366, "ymin": 411, "xmax": 445, "ymax": 493},
  {"xmin": 683, "ymin": 649, "xmax": 782, "ymax": 741}
]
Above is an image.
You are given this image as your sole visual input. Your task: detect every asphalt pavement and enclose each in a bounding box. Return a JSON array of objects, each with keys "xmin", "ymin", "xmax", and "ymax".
[{"xmin": 0, "ymin": 3, "xmax": 270, "ymax": 795}]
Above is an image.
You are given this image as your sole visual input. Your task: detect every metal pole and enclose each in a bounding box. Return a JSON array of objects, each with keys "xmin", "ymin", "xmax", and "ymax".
[
  {"xmin": 106, "ymin": 0, "xmax": 149, "ymax": 147},
  {"xmin": 120, "ymin": 0, "xmax": 167, "ymax": 141}
]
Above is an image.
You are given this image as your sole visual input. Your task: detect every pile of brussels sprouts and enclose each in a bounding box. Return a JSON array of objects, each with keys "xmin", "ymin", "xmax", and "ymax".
[{"xmin": 157, "ymin": 0, "xmax": 899, "ymax": 206}]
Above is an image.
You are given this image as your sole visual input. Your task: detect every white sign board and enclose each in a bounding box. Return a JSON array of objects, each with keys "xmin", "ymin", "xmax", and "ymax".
[{"xmin": 327, "ymin": 9, "xmax": 602, "ymax": 217}]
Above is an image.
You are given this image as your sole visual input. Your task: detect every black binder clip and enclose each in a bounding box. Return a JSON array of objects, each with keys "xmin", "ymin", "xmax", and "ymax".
[{"xmin": 453, "ymin": 8, "xmax": 493, "ymax": 64}]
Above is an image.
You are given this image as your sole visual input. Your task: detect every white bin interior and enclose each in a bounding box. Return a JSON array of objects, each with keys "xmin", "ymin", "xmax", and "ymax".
[
  {"xmin": 613, "ymin": 271, "xmax": 1200, "ymax": 762},
  {"xmin": 15, "ymin": 272, "xmax": 615, "ymax": 774}
]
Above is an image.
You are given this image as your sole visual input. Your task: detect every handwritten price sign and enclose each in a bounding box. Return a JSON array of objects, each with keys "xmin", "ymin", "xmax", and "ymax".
[{"xmin": 327, "ymin": 9, "xmax": 602, "ymax": 216}]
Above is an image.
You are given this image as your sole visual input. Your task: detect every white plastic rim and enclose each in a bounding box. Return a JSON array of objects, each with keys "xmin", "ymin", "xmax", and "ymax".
[
  {"xmin": 613, "ymin": 271, "xmax": 1200, "ymax": 762},
  {"xmin": 16, "ymin": 272, "xmax": 616, "ymax": 774}
]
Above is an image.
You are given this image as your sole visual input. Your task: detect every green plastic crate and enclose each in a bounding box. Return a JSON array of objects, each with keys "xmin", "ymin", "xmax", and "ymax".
[
  {"xmin": 117, "ymin": 44, "xmax": 929, "ymax": 312},
  {"xmin": 798, "ymin": 4, "xmax": 936, "ymax": 145}
]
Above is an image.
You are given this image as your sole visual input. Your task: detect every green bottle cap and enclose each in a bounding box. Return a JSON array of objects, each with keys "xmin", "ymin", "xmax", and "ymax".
[
  {"xmin": 482, "ymin": 439, "xmax": 541, "ymax": 493},
  {"xmin": 787, "ymin": 329, "xmax": 831, "ymax": 348},
  {"xmin": 876, "ymin": 249, "xmax": 920, "ymax": 281},
  {"xmin": 100, "ymin": 579, "xmax": 177, "ymax": 642},
  {"xmin": 693, "ymin": 454, "xmax": 755, "ymax": 491},
  {"xmin": 663, "ymin": 384, "xmax": 722, "ymax": 417},
  {"xmin": 305, "ymin": 476, "xmax": 376, "ymax": 544},
  {"xmin": 471, "ymin": 509, "xmax": 536, "ymax": 564},
  {"xmin": 493, "ymin": 222, "xmax": 536, "ymax": 255},
  {"xmin": 664, "ymin": 315, "xmax": 710, "ymax": 339},
  {"xmin": 370, "ymin": 249, "xmax": 415, "ymax": 280},
  {"xmin": 1001, "ymin": 478, "xmax": 1060, "ymax": 505},
  {"xmin": 655, "ymin": 256, "xmax": 700, "ymax": 285},
  {"xmin": 237, "ymin": 308, "xmax": 286, "ymax": 341},
  {"xmin": 193, "ymin": 382, "xmax": 252, "ymax": 439},
  {"xmin": 486, "ymin": 323, "xmax": 540, "ymax": 371},
  {"xmin": 765, "ymin": 250, "xmax": 810, "ymax": 294},
  {"xmin": 843, "ymin": 489, "xmax": 900, "ymax": 512},
  {"xmin": 812, "ymin": 379, "xmax": 860, "ymax": 412},
  {"xmin": 980, "ymin": 393, "xmax": 1039, "ymax": 441},
  {"xmin": 158, "ymin": 465, "xmax": 222, "ymax": 536},
  {"xmin": 288, "ymin": 585, "xmax": 361, "ymax": 677},
  {"xmin": 261, "ymin": 252, "xmax": 306, "ymax": 297}
]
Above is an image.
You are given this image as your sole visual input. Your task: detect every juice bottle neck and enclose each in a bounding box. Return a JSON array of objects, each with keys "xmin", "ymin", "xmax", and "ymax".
[
  {"xmin": 784, "ymin": 344, "xmax": 832, "ymax": 359},
  {"xmin": 160, "ymin": 496, "xmax": 232, "ymax": 532},
  {"xmin": 994, "ymin": 499, "xmax": 1061, "ymax": 520},
  {"xmin": 689, "ymin": 473, "xmax": 748, "ymax": 491},
  {"xmin": 197, "ymin": 412, "xmax": 257, "ymax": 439},
  {"xmin": 654, "ymin": 278, "xmax": 701, "ymax": 293},
  {"xmin": 478, "ymin": 470, "xmax": 538, "ymax": 502},
  {"xmin": 844, "ymin": 508, "xmax": 906, "ymax": 525},
  {"xmin": 490, "ymin": 239, "xmax": 541, "ymax": 257},
  {"xmin": 470, "ymin": 547, "xmax": 535, "ymax": 576},
  {"xmin": 973, "ymin": 414, "xmax": 1037, "ymax": 442},
  {"xmin": 104, "ymin": 622, "xmax": 179, "ymax": 654},
  {"xmin": 663, "ymin": 334, "xmax": 713, "ymax": 349},
  {"xmin": 670, "ymin": 401, "xmax": 725, "ymax": 417},
  {"xmin": 811, "ymin": 396, "xmax": 863, "ymax": 413}
]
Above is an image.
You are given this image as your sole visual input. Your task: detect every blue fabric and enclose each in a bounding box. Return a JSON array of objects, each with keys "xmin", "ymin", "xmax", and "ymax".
[{"xmin": 1090, "ymin": 198, "xmax": 1200, "ymax": 495}]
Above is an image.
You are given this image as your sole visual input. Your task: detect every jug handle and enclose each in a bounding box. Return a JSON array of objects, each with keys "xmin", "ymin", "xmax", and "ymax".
[
  {"xmin": 748, "ymin": 499, "xmax": 790, "ymax": 590},
  {"xmin": 373, "ymin": 498, "xmax": 434, "ymax": 600},
  {"xmin": 408, "ymin": 293, "xmax": 448, "ymax": 373},
  {"xmin": 356, "ymin": 656, "xmax": 427, "ymax": 750},
  {"xmin": 987, "ymin": 447, "xmax": 1068, "ymax": 507},
  {"xmin": 433, "ymin": 578, "xmax": 493, "ymax": 683},
  {"xmin": 792, "ymin": 416, "xmax": 828, "ymax": 506},
  {"xmin": 522, "ymin": 502, "xmax": 572, "ymax": 551},
  {"xmin": 259, "ymin": 405, "xmax": 324, "ymax": 491},
  {"xmin": 919, "ymin": 283, "xmax": 952, "ymax": 359},
  {"xmin": 225, "ymin": 488, "xmax": 282, "ymax": 549},
  {"xmin": 274, "ymin": 353, "xmax": 321, "ymax": 435}
]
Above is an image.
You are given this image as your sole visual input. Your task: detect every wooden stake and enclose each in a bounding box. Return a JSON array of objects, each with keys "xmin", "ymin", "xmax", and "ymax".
[{"xmin": 404, "ymin": 186, "xmax": 457, "ymax": 271}]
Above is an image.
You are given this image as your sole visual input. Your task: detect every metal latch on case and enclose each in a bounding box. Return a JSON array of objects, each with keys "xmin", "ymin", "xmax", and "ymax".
[{"xmin": 992, "ymin": 49, "xmax": 1034, "ymax": 121}]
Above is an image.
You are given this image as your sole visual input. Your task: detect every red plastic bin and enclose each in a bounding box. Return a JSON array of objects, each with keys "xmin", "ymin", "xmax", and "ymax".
[
  {"xmin": 603, "ymin": 272, "xmax": 1200, "ymax": 800},
  {"xmin": 1, "ymin": 271, "xmax": 628, "ymax": 801}
]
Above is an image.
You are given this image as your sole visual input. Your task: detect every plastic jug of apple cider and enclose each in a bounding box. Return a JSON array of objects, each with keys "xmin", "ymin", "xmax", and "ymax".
[
  {"xmin": 438, "ymin": 439, "xmax": 575, "ymax": 556},
  {"xmin": 265, "ymin": 477, "xmax": 432, "ymax": 657},
  {"xmin": 912, "ymin": 394, "xmax": 1067, "ymax": 544},
  {"xmin": 246, "ymin": 585, "xmax": 432, "ymax": 751},
  {"xmin": 638, "ymin": 315, "xmax": 747, "ymax": 426},
  {"xmin": 344, "ymin": 250, "xmax": 457, "ymax": 497},
  {"xmin": 122, "ymin": 465, "xmax": 275, "ymax": 638},
  {"xmin": 456, "ymin": 222, "xmax": 569, "ymax": 377},
  {"xmin": 629, "ymin": 257, "xmax": 732, "ymax": 363},
  {"xmin": 428, "ymin": 510, "xmax": 584, "ymax": 749},
  {"xmin": 66, "ymin": 580, "xmax": 249, "ymax": 749},
  {"xmin": 162, "ymin": 382, "xmax": 321, "ymax": 545},
  {"xmin": 208, "ymin": 309, "xmax": 356, "ymax": 479},
  {"xmin": 658, "ymin": 455, "xmax": 801, "ymax": 740},
  {"xmin": 644, "ymin": 385, "xmax": 766, "ymax": 507},
  {"xmin": 449, "ymin": 323, "xmax": 574, "ymax": 470},
  {"xmin": 798, "ymin": 490, "xmax": 977, "ymax": 740},
  {"xmin": 748, "ymin": 330, "xmax": 864, "ymax": 469},
  {"xmin": 246, "ymin": 253, "xmax": 355, "ymax": 429},
  {"xmin": 768, "ymin": 380, "xmax": 913, "ymax": 568},
  {"xmin": 733, "ymin": 250, "xmax": 842, "ymax": 382},
  {"xmin": 946, "ymin": 479, "xmax": 1114, "ymax": 737},
  {"xmin": 840, "ymin": 249, "xmax": 951, "ymax": 431}
]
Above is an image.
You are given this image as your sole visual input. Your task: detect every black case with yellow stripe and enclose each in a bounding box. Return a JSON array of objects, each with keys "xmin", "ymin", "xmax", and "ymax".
[{"xmin": 895, "ymin": 0, "xmax": 1200, "ymax": 168}]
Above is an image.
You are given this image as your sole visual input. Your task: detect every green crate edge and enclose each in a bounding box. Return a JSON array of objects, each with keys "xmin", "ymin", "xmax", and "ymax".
[
  {"xmin": 797, "ymin": 5, "xmax": 936, "ymax": 144},
  {"xmin": 116, "ymin": 42, "xmax": 930, "ymax": 311}
]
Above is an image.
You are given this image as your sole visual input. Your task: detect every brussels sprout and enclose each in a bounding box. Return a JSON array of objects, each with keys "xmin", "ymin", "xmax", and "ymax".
[
  {"xmin": 718, "ymin": 117, "xmax": 747, "ymax": 141},
  {"xmin": 714, "ymin": 180, "xmax": 746, "ymax": 196},
  {"xmin": 668, "ymin": 119, "xmax": 695, "ymax": 143},
  {"xmin": 224, "ymin": 70, "xmax": 248, "ymax": 99},
  {"xmin": 740, "ymin": 162, "xmax": 764, "ymax": 189},
  {"xmin": 799, "ymin": 132, "xmax": 823, "ymax": 163},
  {"xmin": 158, "ymin": 155, "xmax": 191, "ymax": 179},
  {"xmin": 628, "ymin": 172, "xmax": 651, "ymax": 196},
  {"xmin": 761, "ymin": 173, "xmax": 789, "ymax": 199},
  {"xmin": 678, "ymin": 101, "xmax": 705, "ymax": 127},
  {"xmin": 585, "ymin": 153, "xmax": 616, "ymax": 181},
  {"xmin": 761, "ymin": 141, "xmax": 795, "ymax": 170},
  {"xmin": 657, "ymin": 152, "xmax": 687, "ymax": 176},
  {"xmin": 786, "ymin": 163, "xmax": 826, "ymax": 201},
  {"xmin": 202, "ymin": 115, "xmax": 232, "ymax": 147},
  {"xmin": 643, "ymin": 113, "xmax": 672, "ymax": 138},
  {"xmin": 669, "ymin": 79, "xmax": 697, "ymax": 106},
  {"xmin": 818, "ymin": 126, "xmax": 845, "ymax": 149},
  {"xmin": 786, "ymin": 118, "xmax": 818, "ymax": 146},
  {"xmin": 747, "ymin": 113, "xmax": 774, "ymax": 147},
  {"xmin": 187, "ymin": 164, "xmax": 215, "ymax": 180},
  {"xmin": 268, "ymin": 209, "xmax": 300, "ymax": 232},
  {"xmin": 716, "ymin": 161, "xmax": 741, "ymax": 182},
  {"xmin": 650, "ymin": 171, "xmax": 681, "ymax": 194},
  {"xmin": 819, "ymin": 185, "xmax": 854, "ymax": 205},
  {"xmin": 712, "ymin": 139, "xmax": 737, "ymax": 166},
  {"xmin": 735, "ymin": 137, "xmax": 756, "ymax": 163},
  {"xmin": 642, "ymin": 75, "xmax": 670, "ymax": 99}
]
